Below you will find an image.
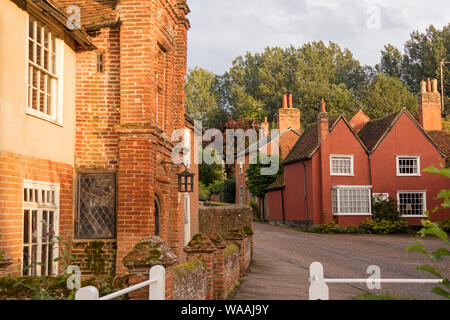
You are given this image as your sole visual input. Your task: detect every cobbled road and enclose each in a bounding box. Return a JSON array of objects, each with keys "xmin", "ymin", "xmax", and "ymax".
[{"xmin": 231, "ymin": 222, "xmax": 449, "ymax": 300}]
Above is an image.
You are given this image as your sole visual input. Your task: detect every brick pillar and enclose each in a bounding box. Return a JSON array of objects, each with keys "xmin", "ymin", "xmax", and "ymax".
[
  {"xmin": 123, "ymin": 237, "xmax": 177, "ymax": 300},
  {"xmin": 207, "ymin": 233, "xmax": 227, "ymax": 300},
  {"xmin": 222, "ymin": 228, "xmax": 247, "ymax": 277},
  {"xmin": 184, "ymin": 233, "xmax": 217, "ymax": 299}
]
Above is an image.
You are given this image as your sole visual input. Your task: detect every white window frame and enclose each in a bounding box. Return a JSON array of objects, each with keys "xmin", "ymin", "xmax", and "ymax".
[
  {"xmin": 26, "ymin": 14, "xmax": 64, "ymax": 125},
  {"xmin": 332, "ymin": 185, "xmax": 372, "ymax": 216},
  {"xmin": 330, "ymin": 155, "xmax": 354, "ymax": 176},
  {"xmin": 239, "ymin": 186, "xmax": 244, "ymax": 204},
  {"xmin": 22, "ymin": 179, "xmax": 60, "ymax": 276},
  {"xmin": 397, "ymin": 191, "xmax": 427, "ymax": 218},
  {"xmin": 396, "ymin": 156, "xmax": 421, "ymax": 177},
  {"xmin": 239, "ymin": 163, "xmax": 243, "ymax": 174}
]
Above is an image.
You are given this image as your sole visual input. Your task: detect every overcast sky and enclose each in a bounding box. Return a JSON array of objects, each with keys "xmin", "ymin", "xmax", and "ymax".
[{"xmin": 186, "ymin": 0, "xmax": 450, "ymax": 74}]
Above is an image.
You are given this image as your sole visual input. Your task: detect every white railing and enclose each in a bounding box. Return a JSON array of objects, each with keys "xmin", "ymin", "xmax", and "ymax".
[
  {"xmin": 75, "ymin": 265, "xmax": 165, "ymax": 300},
  {"xmin": 309, "ymin": 262, "xmax": 443, "ymax": 300}
]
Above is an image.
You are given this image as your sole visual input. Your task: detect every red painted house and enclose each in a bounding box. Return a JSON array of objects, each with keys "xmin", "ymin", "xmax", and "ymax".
[
  {"xmin": 235, "ymin": 93, "xmax": 301, "ymax": 213},
  {"xmin": 267, "ymin": 79, "xmax": 450, "ymax": 227}
]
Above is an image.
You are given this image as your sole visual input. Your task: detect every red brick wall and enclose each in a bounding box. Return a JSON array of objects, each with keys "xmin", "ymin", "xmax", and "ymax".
[{"xmin": 0, "ymin": 151, "xmax": 73, "ymax": 276}]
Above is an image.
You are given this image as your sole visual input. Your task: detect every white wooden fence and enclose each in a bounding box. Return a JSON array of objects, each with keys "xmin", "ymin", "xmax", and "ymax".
[
  {"xmin": 309, "ymin": 262, "xmax": 443, "ymax": 300},
  {"xmin": 75, "ymin": 265, "xmax": 165, "ymax": 300}
]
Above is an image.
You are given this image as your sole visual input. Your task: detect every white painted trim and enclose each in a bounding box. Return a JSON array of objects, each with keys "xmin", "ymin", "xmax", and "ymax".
[
  {"xmin": 332, "ymin": 185, "xmax": 372, "ymax": 216},
  {"xmin": 396, "ymin": 190, "xmax": 427, "ymax": 217},
  {"xmin": 396, "ymin": 155, "xmax": 421, "ymax": 177},
  {"xmin": 330, "ymin": 155, "xmax": 354, "ymax": 176},
  {"xmin": 22, "ymin": 180, "xmax": 60, "ymax": 276}
]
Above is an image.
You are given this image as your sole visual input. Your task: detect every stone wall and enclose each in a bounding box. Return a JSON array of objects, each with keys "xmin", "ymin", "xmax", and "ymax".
[
  {"xmin": 172, "ymin": 259, "xmax": 207, "ymax": 300},
  {"xmin": 199, "ymin": 205, "xmax": 253, "ymax": 235}
]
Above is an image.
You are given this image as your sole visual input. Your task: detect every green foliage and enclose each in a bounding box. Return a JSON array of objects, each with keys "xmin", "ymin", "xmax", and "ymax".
[
  {"xmin": 246, "ymin": 153, "xmax": 283, "ymax": 198},
  {"xmin": 207, "ymin": 177, "xmax": 236, "ymax": 203},
  {"xmin": 199, "ymin": 182, "xmax": 210, "ymax": 201},
  {"xmin": 438, "ymin": 219, "xmax": 450, "ymax": 232},
  {"xmin": 406, "ymin": 166, "xmax": 450, "ymax": 300},
  {"xmin": 185, "ymin": 67, "xmax": 229, "ymax": 128},
  {"xmin": 199, "ymin": 161, "xmax": 224, "ymax": 186},
  {"xmin": 377, "ymin": 24, "xmax": 450, "ymax": 108},
  {"xmin": 248, "ymin": 200, "xmax": 259, "ymax": 221},
  {"xmin": 360, "ymin": 218, "xmax": 408, "ymax": 234},
  {"xmin": 372, "ymin": 196, "xmax": 402, "ymax": 221},
  {"xmin": 360, "ymin": 73, "xmax": 417, "ymax": 119},
  {"xmin": 311, "ymin": 221, "xmax": 342, "ymax": 234},
  {"xmin": 0, "ymin": 275, "xmax": 128, "ymax": 300}
]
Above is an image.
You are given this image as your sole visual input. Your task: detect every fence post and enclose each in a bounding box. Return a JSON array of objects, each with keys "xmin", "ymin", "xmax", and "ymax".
[
  {"xmin": 149, "ymin": 265, "xmax": 165, "ymax": 300},
  {"xmin": 75, "ymin": 286, "xmax": 100, "ymax": 300},
  {"xmin": 309, "ymin": 262, "xmax": 329, "ymax": 300}
]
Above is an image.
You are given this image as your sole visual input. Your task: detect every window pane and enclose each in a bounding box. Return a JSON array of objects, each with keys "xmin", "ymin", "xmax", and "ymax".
[
  {"xmin": 28, "ymin": 41, "xmax": 34, "ymax": 62},
  {"xmin": 23, "ymin": 246, "xmax": 30, "ymax": 275},
  {"xmin": 78, "ymin": 173, "xmax": 116, "ymax": 239},
  {"xmin": 31, "ymin": 210, "xmax": 37, "ymax": 243},
  {"xmin": 29, "ymin": 19, "xmax": 34, "ymax": 39},
  {"xmin": 36, "ymin": 44, "xmax": 42, "ymax": 66},
  {"xmin": 23, "ymin": 210, "xmax": 30, "ymax": 244}
]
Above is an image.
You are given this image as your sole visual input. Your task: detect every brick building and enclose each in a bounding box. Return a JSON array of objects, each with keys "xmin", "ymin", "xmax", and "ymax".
[
  {"xmin": 0, "ymin": 0, "xmax": 197, "ymax": 277},
  {"xmin": 267, "ymin": 79, "xmax": 450, "ymax": 227},
  {"xmin": 235, "ymin": 93, "xmax": 302, "ymax": 219}
]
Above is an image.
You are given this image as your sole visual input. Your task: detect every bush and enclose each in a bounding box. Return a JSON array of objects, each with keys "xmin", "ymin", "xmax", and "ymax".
[
  {"xmin": 199, "ymin": 182, "xmax": 210, "ymax": 201},
  {"xmin": 207, "ymin": 177, "xmax": 235, "ymax": 204},
  {"xmin": 360, "ymin": 218, "xmax": 408, "ymax": 234},
  {"xmin": 248, "ymin": 200, "xmax": 259, "ymax": 221},
  {"xmin": 438, "ymin": 219, "xmax": 450, "ymax": 232},
  {"xmin": 372, "ymin": 196, "xmax": 401, "ymax": 221},
  {"xmin": 311, "ymin": 221, "xmax": 341, "ymax": 234}
]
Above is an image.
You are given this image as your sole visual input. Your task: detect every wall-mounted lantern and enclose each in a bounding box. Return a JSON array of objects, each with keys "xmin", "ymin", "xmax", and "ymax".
[{"xmin": 178, "ymin": 167, "xmax": 195, "ymax": 193}]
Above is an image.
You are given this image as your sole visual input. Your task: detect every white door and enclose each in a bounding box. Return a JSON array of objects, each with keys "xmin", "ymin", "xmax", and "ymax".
[{"xmin": 184, "ymin": 193, "xmax": 191, "ymax": 245}]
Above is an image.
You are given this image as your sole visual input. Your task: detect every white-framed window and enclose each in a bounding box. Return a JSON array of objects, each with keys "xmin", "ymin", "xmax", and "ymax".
[
  {"xmin": 373, "ymin": 193, "xmax": 389, "ymax": 202},
  {"xmin": 239, "ymin": 163, "xmax": 243, "ymax": 174},
  {"xmin": 332, "ymin": 185, "xmax": 372, "ymax": 215},
  {"xmin": 396, "ymin": 156, "xmax": 420, "ymax": 176},
  {"xmin": 22, "ymin": 180, "xmax": 59, "ymax": 276},
  {"xmin": 397, "ymin": 191, "xmax": 426, "ymax": 217},
  {"xmin": 27, "ymin": 15, "xmax": 63, "ymax": 124},
  {"xmin": 330, "ymin": 155, "xmax": 354, "ymax": 176}
]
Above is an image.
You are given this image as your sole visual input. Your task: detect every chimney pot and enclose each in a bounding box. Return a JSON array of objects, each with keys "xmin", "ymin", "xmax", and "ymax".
[
  {"xmin": 426, "ymin": 78, "xmax": 432, "ymax": 92},
  {"xmin": 432, "ymin": 79, "xmax": 438, "ymax": 93},
  {"xmin": 282, "ymin": 94, "xmax": 288, "ymax": 109},
  {"xmin": 420, "ymin": 80, "xmax": 426, "ymax": 93},
  {"xmin": 288, "ymin": 92, "xmax": 293, "ymax": 108},
  {"xmin": 320, "ymin": 98, "xmax": 326, "ymax": 113}
]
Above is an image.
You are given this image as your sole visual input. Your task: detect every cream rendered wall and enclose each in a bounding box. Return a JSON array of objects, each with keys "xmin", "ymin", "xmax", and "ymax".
[{"xmin": 0, "ymin": 0, "xmax": 76, "ymax": 165}]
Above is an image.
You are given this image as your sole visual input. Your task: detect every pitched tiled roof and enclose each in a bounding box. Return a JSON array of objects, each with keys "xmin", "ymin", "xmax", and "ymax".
[
  {"xmin": 427, "ymin": 130, "xmax": 450, "ymax": 156},
  {"xmin": 283, "ymin": 117, "xmax": 339, "ymax": 165},
  {"xmin": 52, "ymin": 0, "xmax": 119, "ymax": 28},
  {"xmin": 266, "ymin": 173, "xmax": 284, "ymax": 191},
  {"xmin": 357, "ymin": 112, "xmax": 398, "ymax": 152}
]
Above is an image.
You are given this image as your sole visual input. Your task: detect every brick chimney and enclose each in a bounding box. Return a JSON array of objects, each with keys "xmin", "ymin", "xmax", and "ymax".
[
  {"xmin": 317, "ymin": 98, "xmax": 329, "ymax": 143},
  {"xmin": 278, "ymin": 93, "xmax": 301, "ymax": 133},
  {"xmin": 419, "ymin": 78, "xmax": 442, "ymax": 131}
]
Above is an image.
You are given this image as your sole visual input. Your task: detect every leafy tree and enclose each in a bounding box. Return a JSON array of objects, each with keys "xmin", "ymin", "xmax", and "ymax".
[
  {"xmin": 246, "ymin": 153, "xmax": 283, "ymax": 198},
  {"xmin": 185, "ymin": 67, "xmax": 229, "ymax": 128},
  {"xmin": 376, "ymin": 44, "xmax": 403, "ymax": 79},
  {"xmin": 199, "ymin": 161, "xmax": 223, "ymax": 186},
  {"xmin": 360, "ymin": 73, "xmax": 418, "ymax": 119}
]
